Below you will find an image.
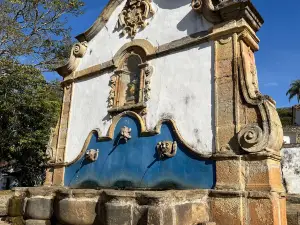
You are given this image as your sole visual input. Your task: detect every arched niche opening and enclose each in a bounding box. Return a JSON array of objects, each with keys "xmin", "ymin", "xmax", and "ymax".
[{"xmin": 108, "ymin": 46, "xmax": 153, "ymax": 115}]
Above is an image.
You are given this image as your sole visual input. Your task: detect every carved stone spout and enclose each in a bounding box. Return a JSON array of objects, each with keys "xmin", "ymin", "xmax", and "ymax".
[
  {"xmin": 85, "ymin": 149, "xmax": 99, "ymax": 162},
  {"xmin": 156, "ymin": 141, "xmax": 177, "ymax": 159},
  {"xmin": 120, "ymin": 126, "xmax": 132, "ymax": 142}
]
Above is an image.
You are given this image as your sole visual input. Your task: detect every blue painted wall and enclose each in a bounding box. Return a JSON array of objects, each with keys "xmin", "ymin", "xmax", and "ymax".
[{"xmin": 65, "ymin": 116, "xmax": 216, "ymax": 189}]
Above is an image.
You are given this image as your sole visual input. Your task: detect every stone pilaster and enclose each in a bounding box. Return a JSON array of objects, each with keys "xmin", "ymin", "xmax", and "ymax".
[
  {"xmin": 210, "ymin": 2, "xmax": 286, "ymax": 224},
  {"xmin": 52, "ymin": 83, "xmax": 73, "ymax": 186}
]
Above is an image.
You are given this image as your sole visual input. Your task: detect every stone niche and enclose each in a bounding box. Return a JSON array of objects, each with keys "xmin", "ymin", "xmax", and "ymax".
[{"xmin": 22, "ymin": 0, "xmax": 287, "ymax": 224}]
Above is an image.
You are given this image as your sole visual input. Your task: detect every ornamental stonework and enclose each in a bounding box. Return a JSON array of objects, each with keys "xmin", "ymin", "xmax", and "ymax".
[{"xmin": 115, "ymin": 0, "xmax": 155, "ymax": 37}]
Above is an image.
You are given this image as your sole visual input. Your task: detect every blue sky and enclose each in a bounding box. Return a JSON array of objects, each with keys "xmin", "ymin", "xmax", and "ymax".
[{"xmin": 49, "ymin": 0, "xmax": 300, "ymax": 108}]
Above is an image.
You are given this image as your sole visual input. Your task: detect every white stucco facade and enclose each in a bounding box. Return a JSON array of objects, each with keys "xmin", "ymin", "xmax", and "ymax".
[
  {"xmin": 281, "ymin": 147, "xmax": 300, "ymax": 194},
  {"xmin": 77, "ymin": 0, "xmax": 212, "ymax": 71},
  {"xmin": 65, "ymin": 0, "xmax": 214, "ymax": 163}
]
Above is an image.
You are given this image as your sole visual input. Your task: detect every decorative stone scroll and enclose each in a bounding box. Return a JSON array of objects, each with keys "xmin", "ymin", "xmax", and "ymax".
[
  {"xmin": 56, "ymin": 41, "xmax": 88, "ymax": 77},
  {"xmin": 238, "ymin": 124, "xmax": 265, "ymax": 153},
  {"xmin": 235, "ymin": 33, "xmax": 283, "ymax": 154},
  {"xmin": 115, "ymin": 0, "xmax": 155, "ymax": 37}
]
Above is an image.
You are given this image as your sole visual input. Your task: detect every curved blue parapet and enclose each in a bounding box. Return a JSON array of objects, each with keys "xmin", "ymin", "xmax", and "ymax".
[{"xmin": 64, "ymin": 116, "xmax": 216, "ymax": 189}]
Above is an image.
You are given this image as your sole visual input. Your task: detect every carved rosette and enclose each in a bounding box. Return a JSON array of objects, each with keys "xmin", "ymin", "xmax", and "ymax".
[{"xmin": 116, "ymin": 0, "xmax": 155, "ymax": 37}]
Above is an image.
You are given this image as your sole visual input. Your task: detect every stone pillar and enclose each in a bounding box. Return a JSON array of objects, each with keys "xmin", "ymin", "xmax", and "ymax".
[
  {"xmin": 208, "ymin": 2, "xmax": 286, "ymax": 225},
  {"xmin": 52, "ymin": 83, "xmax": 73, "ymax": 186}
]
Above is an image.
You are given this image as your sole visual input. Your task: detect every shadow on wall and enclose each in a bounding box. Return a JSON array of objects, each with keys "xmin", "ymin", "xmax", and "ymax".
[
  {"xmin": 153, "ymin": 0, "xmax": 191, "ymax": 9},
  {"xmin": 177, "ymin": 10, "xmax": 210, "ymax": 36},
  {"xmin": 153, "ymin": 0, "xmax": 211, "ymax": 36}
]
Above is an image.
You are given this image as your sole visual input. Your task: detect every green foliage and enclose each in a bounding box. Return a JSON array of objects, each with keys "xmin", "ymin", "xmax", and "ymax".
[
  {"xmin": 277, "ymin": 107, "xmax": 293, "ymax": 127},
  {"xmin": 286, "ymin": 80, "xmax": 300, "ymax": 103},
  {"xmin": 0, "ymin": 0, "xmax": 84, "ymax": 71},
  {"xmin": 0, "ymin": 59, "xmax": 62, "ymax": 186}
]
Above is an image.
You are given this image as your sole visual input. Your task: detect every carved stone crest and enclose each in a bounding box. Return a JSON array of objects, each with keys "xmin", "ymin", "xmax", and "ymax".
[
  {"xmin": 156, "ymin": 141, "xmax": 177, "ymax": 159},
  {"xmin": 115, "ymin": 0, "xmax": 155, "ymax": 37}
]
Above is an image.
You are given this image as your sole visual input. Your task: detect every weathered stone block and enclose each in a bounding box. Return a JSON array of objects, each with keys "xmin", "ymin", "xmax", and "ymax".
[
  {"xmin": 147, "ymin": 206, "xmax": 162, "ymax": 225},
  {"xmin": 6, "ymin": 216, "xmax": 24, "ymax": 225},
  {"xmin": 216, "ymin": 126, "xmax": 237, "ymax": 153},
  {"xmin": 245, "ymin": 158, "xmax": 285, "ymax": 192},
  {"xmin": 215, "ymin": 158, "xmax": 244, "ymax": 190},
  {"xmin": 56, "ymin": 198, "xmax": 97, "ymax": 225},
  {"xmin": 162, "ymin": 207, "xmax": 174, "ymax": 225},
  {"xmin": 25, "ymin": 198, "xmax": 53, "ymax": 220},
  {"xmin": 105, "ymin": 202, "xmax": 133, "ymax": 225},
  {"xmin": 211, "ymin": 196, "xmax": 245, "ymax": 225},
  {"xmin": 25, "ymin": 219, "xmax": 51, "ymax": 225},
  {"xmin": 248, "ymin": 197, "xmax": 274, "ymax": 225},
  {"xmin": 132, "ymin": 205, "xmax": 148, "ymax": 225},
  {"xmin": 175, "ymin": 203, "xmax": 209, "ymax": 225},
  {"xmin": 0, "ymin": 191, "xmax": 12, "ymax": 217},
  {"xmin": 8, "ymin": 197, "xmax": 24, "ymax": 217}
]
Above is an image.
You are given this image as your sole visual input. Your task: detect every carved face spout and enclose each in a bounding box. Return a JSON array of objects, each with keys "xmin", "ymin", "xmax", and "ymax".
[
  {"xmin": 85, "ymin": 149, "xmax": 99, "ymax": 162},
  {"xmin": 156, "ymin": 141, "xmax": 177, "ymax": 159},
  {"xmin": 120, "ymin": 126, "xmax": 132, "ymax": 142}
]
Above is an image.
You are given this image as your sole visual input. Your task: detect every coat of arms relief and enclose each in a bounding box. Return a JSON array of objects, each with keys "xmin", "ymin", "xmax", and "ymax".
[{"xmin": 115, "ymin": 0, "xmax": 155, "ymax": 37}]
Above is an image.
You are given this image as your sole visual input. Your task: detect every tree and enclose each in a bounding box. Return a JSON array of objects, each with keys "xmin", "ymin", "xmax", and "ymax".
[
  {"xmin": 0, "ymin": 0, "xmax": 84, "ymax": 71},
  {"xmin": 0, "ymin": 59, "xmax": 62, "ymax": 186},
  {"xmin": 286, "ymin": 80, "xmax": 300, "ymax": 103}
]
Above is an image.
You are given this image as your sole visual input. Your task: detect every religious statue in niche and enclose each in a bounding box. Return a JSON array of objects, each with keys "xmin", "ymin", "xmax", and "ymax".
[
  {"xmin": 115, "ymin": 0, "xmax": 155, "ymax": 37},
  {"xmin": 108, "ymin": 50, "xmax": 153, "ymax": 114}
]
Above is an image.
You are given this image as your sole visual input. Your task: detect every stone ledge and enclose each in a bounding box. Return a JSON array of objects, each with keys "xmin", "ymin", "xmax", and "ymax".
[{"xmin": 4, "ymin": 188, "xmax": 289, "ymax": 225}]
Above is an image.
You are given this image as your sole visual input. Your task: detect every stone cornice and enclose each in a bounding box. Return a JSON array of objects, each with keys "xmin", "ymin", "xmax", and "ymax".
[
  {"xmin": 57, "ymin": 0, "xmax": 263, "ymax": 78},
  {"xmin": 61, "ymin": 20, "xmax": 258, "ymax": 84},
  {"xmin": 192, "ymin": 0, "xmax": 264, "ymax": 31},
  {"xmin": 75, "ymin": 0, "xmax": 263, "ymax": 43},
  {"xmin": 76, "ymin": 0, "xmax": 124, "ymax": 42}
]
